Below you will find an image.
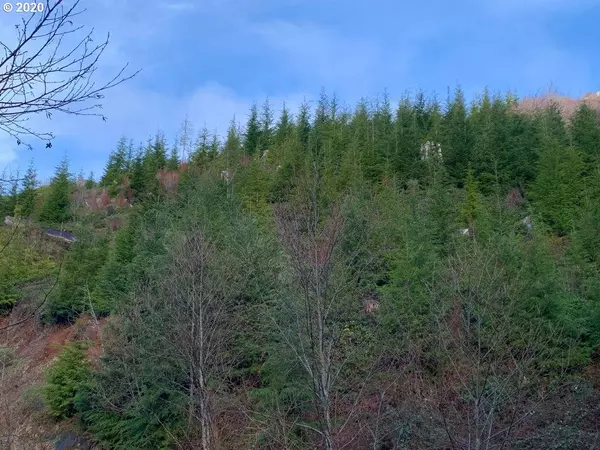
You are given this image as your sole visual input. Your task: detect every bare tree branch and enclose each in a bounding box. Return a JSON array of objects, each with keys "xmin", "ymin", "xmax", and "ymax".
[{"xmin": 0, "ymin": 0, "xmax": 139, "ymax": 149}]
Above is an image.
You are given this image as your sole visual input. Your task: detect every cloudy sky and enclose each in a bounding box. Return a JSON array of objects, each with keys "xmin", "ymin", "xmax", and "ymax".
[{"xmin": 1, "ymin": 0, "xmax": 599, "ymax": 182}]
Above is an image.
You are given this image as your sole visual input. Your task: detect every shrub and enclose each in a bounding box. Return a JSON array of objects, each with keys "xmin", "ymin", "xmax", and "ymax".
[{"xmin": 43, "ymin": 340, "xmax": 92, "ymax": 419}]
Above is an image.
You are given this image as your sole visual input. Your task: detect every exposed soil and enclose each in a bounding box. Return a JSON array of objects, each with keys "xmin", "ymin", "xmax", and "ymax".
[{"xmin": 0, "ymin": 287, "xmax": 107, "ymax": 450}]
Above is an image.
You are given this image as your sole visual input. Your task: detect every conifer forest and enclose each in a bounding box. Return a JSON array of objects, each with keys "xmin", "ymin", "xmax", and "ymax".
[{"xmin": 1, "ymin": 2, "xmax": 600, "ymax": 450}]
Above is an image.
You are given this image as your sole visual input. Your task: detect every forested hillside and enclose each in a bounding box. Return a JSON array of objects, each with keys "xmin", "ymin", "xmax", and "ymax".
[{"xmin": 1, "ymin": 88, "xmax": 600, "ymax": 449}]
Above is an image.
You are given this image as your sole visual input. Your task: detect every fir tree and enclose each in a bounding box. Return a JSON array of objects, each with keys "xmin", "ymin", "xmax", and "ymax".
[
  {"xmin": 191, "ymin": 127, "xmax": 210, "ymax": 167},
  {"xmin": 394, "ymin": 95, "xmax": 419, "ymax": 179},
  {"xmin": 38, "ymin": 158, "xmax": 73, "ymax": 225},
  {"xmin": 18, "ymin": 161, "xmax": 37, "ymax": 218},
  {"xmin": 259, "ymin": 98, "xmax": 274, "ymax": 154},
  {"xmin": 296, "ymin": 100, "xmax": 311, "ymax": 153},
  {"xmin": 442, "ymin": 86, "xmax": 473, "ymax": 184},
  {"xmin": 244, "ymin": 103, "xmax": 261, "ymax": 156},
  {"xmin": 223, "ymin": 118, "xmax": 242, "ymax": 166},
  {"xmin": 570, "ymin": 102, "xmax": 600, "ymax": 166},
  {"xmin": 275, "ymin": 102, "xmax": 293, "ymax": 147},
  {"xmin": 209, "ymin": 134, "xmax": 220, "ymax": 161},
  {"xmin": 6, "ymin": 172, "xmax": 19, "ymax": 217},
  {"xmin": 101, "ymin": 136, "xmax": 129, "ymax": 192},
  {"xmin": 531, "ymin": 144, "xmax": 585, "ymax": 235}
]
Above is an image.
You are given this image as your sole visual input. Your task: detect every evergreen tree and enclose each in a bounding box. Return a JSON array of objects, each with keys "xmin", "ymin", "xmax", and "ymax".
[
  {"xmin": 93, "ymin": 212, "xmax": 141, "ymax": 313},
  {"xmin": 393, "ymin": 95, "xmax": 419, "ymax": 180},
  {"xmin": 152, "ymin": 132, "xmax": 168, "ymax": 170},
  {"xmin": 43, "ymin": 340, "xmax": 91, "ymax": 419},
  {"xmin": 223, "ymin": 118, "xmax": 242, "ymax": 166},
  {"xmin": 129, "ymin": 145, "xmax": 146, "ymax": 198},
  {"xmin": 296, "ymin": 100, "xmax": 311, "ymax": 153},
  {"xmin": 370, "ymin": 92, "xmax": 394, "ymax": 181},
  {"xmin": 531, "ymin": 144, "xmax": 585, "ymax": 235},
  {"xmin": 5, "ymin": 171, "xmax": 19, "ymax": 217},
  {"xmin": 244, "ymin": 103, "xmax": 261, "ymax": 156},
  {"xmin": 461, "ymin": 165, "xmax": 483, "ymax": 235},
  {"xmin": 39, "ymin": 158, "xmax": 73, "ymax": 225},
  {"xmin": 470, "ymin": 89, "xmax": 497, "ymax": 191},
  {"xmin": 570, "ymin": 103, "xmax": 600, "ymax": 166},
  {"xmin": 259, "ymin": 98, "xmax": 274, "ymax": 154},
  {"xmin": 275, "ymin": 102, "xmax": 293, "ymax": 146},
  {"xmin": 101, "ymin": 137, "xmax": 129, "ymax": 193},
  {"xmin": 191, "ymin": 126, "xmax": 210, "ymax": 167},
  {"xmin": 18, "ymin": 161, "xmax": 37, "ymax": 218},
  {"xmin": 442, "ymin": 86, "xmax": 473, "ymax": 184},
  {"xmin": 208, "ymin": 134, "xmax": 220, "ymax": 161}
]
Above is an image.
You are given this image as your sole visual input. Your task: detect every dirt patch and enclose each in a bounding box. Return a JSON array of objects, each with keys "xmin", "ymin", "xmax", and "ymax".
[{"xmin": 0, "ymin": 308, "xmax": 107, "ymax": 449}]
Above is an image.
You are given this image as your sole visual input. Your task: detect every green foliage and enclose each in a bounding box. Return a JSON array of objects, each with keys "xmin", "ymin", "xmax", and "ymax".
[
  {"xmin": 245, "ymin": 103, "xmax": 262, "ymax": 155},
  {"xmin": 46, "ymin": 230, "xmax": 109, "ymax": 323},
  {"xmin": 43, "ymin": 340, "xmax": 92, "ymax": 419},
  {"xmin": 570, "ymin": 103, "xmax": 600, "ymax": 165},
  {"xmin": 101, "ymin": 137, "xmax": 132, "ymax": 195},
  {"xmin": 442, "ymin": 86, "xmax": 473, "ymax": 183},
  {"xmin": 530, "ymin": 145, "xmax": 585, "ymax": 235},
  {"xmin": 18, "ymin": 160, "xmax": 38, "ymax": 218},
  {"xmin": 38, "ymin": 157, "xmax": 74, "ymax": 225},
  {"xmin": 0, "ymin": 229, "xmax": 56, "ymax": 314},
  {"xmin": 93, "ymin": 212, "xmax": 141, "ymax": 312}
]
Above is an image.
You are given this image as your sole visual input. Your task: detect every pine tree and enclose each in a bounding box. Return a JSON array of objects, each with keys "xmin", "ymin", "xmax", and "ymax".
[
  {"xmin": 129, "ymin": 145, "xmax": 146, "ymax": 198},
  {"xmin": 531, "ymin": 143, "xmax": 585, "ymax": 235},
  {"xmin": 570, "ymin": 102, "xmax": 600, "ymax": 166},
  {"xmin": 244, "ymin": 103, "xmax": 261, "ymax": 156},
  {"xmin": 18, "ymin": 161, "xmax": 37, "ymax": 218},
  {"xmin": 393, "ymin": 95, "xmax": 419, "ymax": 180},
  {"xmin": 223, "ymin": 118, "xmax": 242, "ymax": 166},
  {"xmin": 470, "ymin": 89, "xmax": 496, "ymax": 191},
  {"xmin": 275, "ymin": 102, "xmax": 293, "ymax": 146},
  {"xmin": 442, "ymin": 86, "xmax": 473, "ymax": 184},
  {"xmin": 296, "ymin": 100, "xmax": 311, "ymax": 153},
  {"xmin": 461, "ymin": 165, "xmax": 483, "ymax": 236},
  {"xmin": 208, "ymin": 134, "xmax": 220, "ymax": 161},
  {"xmin": 259, "ymin": 98, "xmax": 274, "ymax": 154},
  {"xmin": 39, "ymin": 158, "xmax": 73, "ymax": 225},
  {"xmin": 371, "ymin": 92, "xmax": 394, "ymax": 181},
  {"xmin": 6, "ymin": 172, "xmax": 19, "ymax": 217},
  {"xmin": 101, "ymin": 137, "xmax": 129, "ymax": 192},
  {"xmin": 43, "ymin": 340, "xmax": 91, "ymax": 419},
  {"xmin": 191, "ymin": 127, "xmax": 210, "ymax": 167},
  {"xmin": 152, "ymin": 132, "xmax": 168, "ymax": 170}
]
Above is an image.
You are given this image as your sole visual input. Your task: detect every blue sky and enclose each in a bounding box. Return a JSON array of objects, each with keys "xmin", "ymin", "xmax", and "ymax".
[{"xmin": 1, "ymin": 0, "xmax": 599, "ymax": 183}]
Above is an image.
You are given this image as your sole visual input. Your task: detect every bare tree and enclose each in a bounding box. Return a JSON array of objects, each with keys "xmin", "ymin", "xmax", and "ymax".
[
  {"xmin": 117, "ymin": 227, "xmax": 242, "ymax": 450},
  {"xmin": 0, "ymin": 0, "xmax": 139, "ymax": 148},
  {"xmin": 436, "ymin": 242, "xmax": 561, "ymax": 450},
  {"xmin": 272, "ymin": 165, "xmax": 375, "ymax": 450}
]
